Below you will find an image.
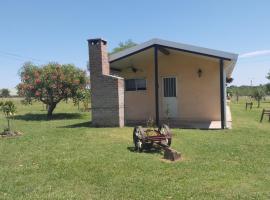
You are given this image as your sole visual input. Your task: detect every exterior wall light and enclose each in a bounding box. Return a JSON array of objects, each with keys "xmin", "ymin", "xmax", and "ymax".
[{"xmin": 197, "ymin": 68, "xmax": 202, "ymax": 78}]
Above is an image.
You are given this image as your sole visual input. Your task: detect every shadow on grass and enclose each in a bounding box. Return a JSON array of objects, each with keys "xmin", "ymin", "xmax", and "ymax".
[
  {"xmin": 127, "ymin": 146, "xmax": 163, "ymax": 155},
  {"xmin": 13, "ymin": 113, "xmax": 83, "ymax": 121},
  {"xmin": 59, "ymin": 121, "xmax": 94, "ymax": 128},
  {"xmin": 59, "ymin": 121, "xmax": 134, "ymax": 129}
]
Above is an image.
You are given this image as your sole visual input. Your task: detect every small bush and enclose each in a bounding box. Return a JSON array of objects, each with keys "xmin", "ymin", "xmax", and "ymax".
[{"xmin": 0, "ymin": 101, "xmax": 16, "ymax": 131}]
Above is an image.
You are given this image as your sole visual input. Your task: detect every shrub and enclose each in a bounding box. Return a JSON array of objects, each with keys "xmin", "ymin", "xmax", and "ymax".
[{"xmin": 0, "ymin": 101, "xmax": 16, "ymax": 131}]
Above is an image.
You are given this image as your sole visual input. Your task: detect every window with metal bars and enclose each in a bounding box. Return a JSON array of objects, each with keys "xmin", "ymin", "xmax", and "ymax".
[{"xmin": 163, "ymin": 77, "xmax": 176, "ymax": 97}]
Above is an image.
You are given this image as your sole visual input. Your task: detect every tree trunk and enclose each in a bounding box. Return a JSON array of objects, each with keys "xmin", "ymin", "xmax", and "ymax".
[
  {"xmin": 7, "ymin": 118, "xmax": 10, "ymax": 131},
  {"xmin": 47, "ymin": 103, "xmax": 57, "ymax": 119},
  {"xmin": 258, "ymin": 100, "xmax": 260, "ymax": 108}
]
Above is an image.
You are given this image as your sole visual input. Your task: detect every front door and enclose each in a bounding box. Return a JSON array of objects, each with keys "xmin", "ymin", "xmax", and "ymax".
[{"xmin": 162, "ymin": 77, "xmax": 178, "ymax": 118}]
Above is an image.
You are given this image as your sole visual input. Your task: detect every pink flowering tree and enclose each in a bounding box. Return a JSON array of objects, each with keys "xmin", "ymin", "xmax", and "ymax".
[{"xmin": 17, "ymin": 62, "xmax": 88, "ymax": 118}]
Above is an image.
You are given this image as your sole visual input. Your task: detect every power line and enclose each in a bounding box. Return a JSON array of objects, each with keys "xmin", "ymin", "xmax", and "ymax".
[
  {"xmin": 0, "ymin": 50, "xmax": 49, "ymax": 63},
  {"xmin": 0, "ymin": 54, "xmax": 26, "ymax": 62}
]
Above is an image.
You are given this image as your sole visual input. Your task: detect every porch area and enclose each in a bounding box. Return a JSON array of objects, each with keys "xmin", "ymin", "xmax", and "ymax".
[{"xmin": 126, "ymin": 104, "xmax": 232, "ymax": 129}]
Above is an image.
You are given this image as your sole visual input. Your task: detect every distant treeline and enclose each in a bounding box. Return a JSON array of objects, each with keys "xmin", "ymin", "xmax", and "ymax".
[
  {"xmin": 227, "ymin": 84, "xmax": 270, "ymax": 97},
  {"xmin": 227, "ymin": 84, "xmax": 270, "ymax": 107},
  {"xmin": 228, "ymin": 71, "xmax": 270, "ymax": 99}
]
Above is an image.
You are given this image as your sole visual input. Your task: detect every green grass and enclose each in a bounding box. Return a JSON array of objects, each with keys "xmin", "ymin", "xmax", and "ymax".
[{"xmin": 0, "ymin": 99, "xmax": 269, "ymax": 199}]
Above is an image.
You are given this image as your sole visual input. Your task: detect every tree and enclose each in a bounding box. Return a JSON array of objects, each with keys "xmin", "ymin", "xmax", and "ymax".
[
  {"xmin": 1, "ymin": 88, "xmax": 10, "ymax": 98},
  {"xmin": 265, "ymin": 83, "xmax": 270, "ymax": 95},
  {"xmin": 110, "ymin": 39, "xmax": 137, "ymax": 54},
  {"xmin": 266, "ymin": 71, "xmax": 270, "ymax": 94},
  {"xmin": 252, "ymin": 87, "xmax": 266, "ymax": 108},
  {"xmin": 0, "ymin": 101, "xmax": 16, "ymax": 131},
  {"xmin": 73, "ymin": 88, "xmax": 90, "ymax": 111},
  {"xmin": 73, "ymin": 76, "xmax": 90, "ymax": 111},
  {"xmin": 82, "ymin": 89, "xmax": 91, "ymax": 111},
  {"xmin": 17, "ymin": 62, "xmax": 88, "ymax": 118},
  {"xmin": 266, "ymin": 71, "xmax": 270, "ymax": 80},
  {"xmin": 227, "ymin": 86, "xmax": 240, "ymax": 103},
  {"xmin": 87, "ymin": 61, "xmax": 90, "ymax": 73}
]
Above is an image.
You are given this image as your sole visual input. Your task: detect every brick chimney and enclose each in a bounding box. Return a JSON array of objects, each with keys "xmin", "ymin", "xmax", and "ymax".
[
  {"xmin": 88, "ymin": 38, "xmax": 124, "ymax": 127},
  {"xmin": 88, "ymin": 38, "xmax": 110, "ymax": 76}
]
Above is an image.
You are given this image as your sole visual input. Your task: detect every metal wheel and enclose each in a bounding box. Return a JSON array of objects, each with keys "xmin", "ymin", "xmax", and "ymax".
[
  {"xmin": 144, "ymin": 142, "xmax": 153, "ymax": 150},
  {"xmin": 167, "ymin": 138, "xmax": 172, "ymax": 146},
  {"xmin": 159, "ymin": 124, "xmax": 172, "ymax": 146},
  {"xmin": 133, "ymin": 126, "xmax": 145, "ymax": 152}
]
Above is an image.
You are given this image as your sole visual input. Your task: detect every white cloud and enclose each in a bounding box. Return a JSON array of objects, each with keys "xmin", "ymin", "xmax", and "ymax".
[{"xmin": 239, "ymin": 50, "xmax": 270, "ymax": 58}]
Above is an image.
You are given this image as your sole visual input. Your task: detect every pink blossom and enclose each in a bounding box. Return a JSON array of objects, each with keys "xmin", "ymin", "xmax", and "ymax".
[
  {"xmin": 35, "ymin": 79, "xmax": 41, "ymax": 84},
  {"xmin": 35, "ymin": 91, "xmax": 41, "ymax": 97}
]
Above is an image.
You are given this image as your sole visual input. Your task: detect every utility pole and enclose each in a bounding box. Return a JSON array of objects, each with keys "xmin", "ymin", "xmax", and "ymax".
[{"xmin": 249, "ymin": 77, "xmax": 254, "ymax": 86}]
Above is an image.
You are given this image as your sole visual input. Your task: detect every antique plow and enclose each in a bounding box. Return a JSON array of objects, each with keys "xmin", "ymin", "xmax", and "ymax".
[{"xmin": 133, "ymin": 124, "xmax": 181, "ymax": 161}]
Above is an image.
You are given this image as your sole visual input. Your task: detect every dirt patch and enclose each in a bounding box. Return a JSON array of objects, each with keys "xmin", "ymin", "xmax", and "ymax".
[
  {"xmin": 160, "ymin": 157, "xmax": 182, "ymax": 163},
  {"xmin": 0, "ymin": 130, "xmax": 22, "ymax": 138}
]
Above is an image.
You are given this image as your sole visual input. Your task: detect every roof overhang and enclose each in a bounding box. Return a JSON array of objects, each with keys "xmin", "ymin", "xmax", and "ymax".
[{"xmin": 109, "ymin": 38, "xmax": 238, "ymax": 77}]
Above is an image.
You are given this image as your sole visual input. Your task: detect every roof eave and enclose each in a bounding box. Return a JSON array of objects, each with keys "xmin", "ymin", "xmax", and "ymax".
[{"xmin": 109, "ymin": 38, "xmax": 238, "ymax": 63}]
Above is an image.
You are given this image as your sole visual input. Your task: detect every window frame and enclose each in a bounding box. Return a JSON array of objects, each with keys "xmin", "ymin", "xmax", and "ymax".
[{"xmin": 125, "ymin": 78, "xmax": 147, "ymax": 92}]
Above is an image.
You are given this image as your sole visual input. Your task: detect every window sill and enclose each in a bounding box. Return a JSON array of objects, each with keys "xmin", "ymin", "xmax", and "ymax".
[{"xmin": 125, "ymin": 90, "xmax": 147, "ymax": 94}]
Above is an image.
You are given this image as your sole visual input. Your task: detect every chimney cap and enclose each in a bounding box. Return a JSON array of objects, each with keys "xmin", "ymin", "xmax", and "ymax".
[{"xmin": 88, "ymin": 38, "xmax": 107, "ymax": 45}]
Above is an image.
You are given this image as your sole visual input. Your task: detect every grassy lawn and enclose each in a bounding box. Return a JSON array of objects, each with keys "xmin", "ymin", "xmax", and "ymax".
[{"xmin": 0, "ymin": 99, "xmax": 269, "ymax": 199}]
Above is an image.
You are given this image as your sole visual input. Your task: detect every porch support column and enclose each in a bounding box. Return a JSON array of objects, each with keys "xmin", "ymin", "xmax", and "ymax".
[
  {"xmin": 219, "ymin": 59, "xmax": 226, "ymax": 129},
  {"xmin": 154, "ymin": 45, "xmax": 160, "ymax": 126}
]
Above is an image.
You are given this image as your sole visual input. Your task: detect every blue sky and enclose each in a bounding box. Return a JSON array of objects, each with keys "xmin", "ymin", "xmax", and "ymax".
[{"xmin": 0, "ymin": 0, "xmax": 270, "ymax": 89}]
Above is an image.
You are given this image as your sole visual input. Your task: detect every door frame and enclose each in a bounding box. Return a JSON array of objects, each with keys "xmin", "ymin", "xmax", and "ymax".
[{"xmin": 160, "ymin": 76, "xmax": 178, "ymax": 118}]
